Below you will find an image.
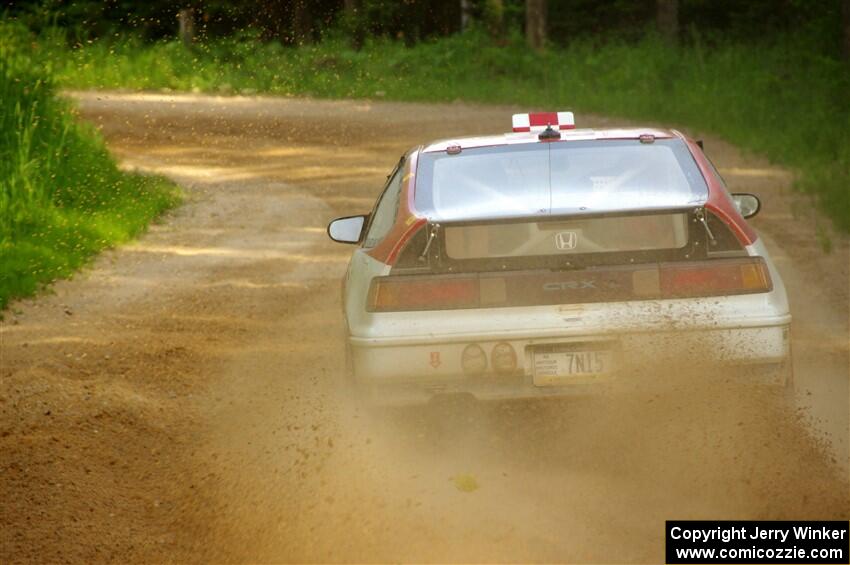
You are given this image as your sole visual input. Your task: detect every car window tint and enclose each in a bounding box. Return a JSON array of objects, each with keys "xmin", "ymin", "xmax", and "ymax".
[
  {"xmin": 415, "ymin": 139, "xmax": 707, "ymax": 221},
  {"xmin": 549, "ymin": 141, "xmax": 703, "ymax": 210},
  {"xmin": 444, "ymin": 213, "xmax": 689, "ymax": 259},
  {"xmin": 427, "ymin": 144, "xmax": 549, "ymax": 221},
  {"xmin": 364, "ymin": 167, "xmax": 403, "ymax": 248}
]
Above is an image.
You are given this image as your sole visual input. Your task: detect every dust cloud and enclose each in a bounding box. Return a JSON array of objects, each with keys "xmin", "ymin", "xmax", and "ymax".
[
  {"xmin": 176, "ymin": 335, "xmax": 847, "ymax": 563},
  {"xmin": 1, "ymin": 93, "xmax": 846, "ymax": 563}
]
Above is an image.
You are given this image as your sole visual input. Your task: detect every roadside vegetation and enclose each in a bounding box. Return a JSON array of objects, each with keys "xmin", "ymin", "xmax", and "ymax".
[
  {"xmin": 29, "ymin": 26, "xmax": 850, "ymax": 233},
  {"xmin": 0, "ymin": 22, "xmax": 179, "ymax": 310}
]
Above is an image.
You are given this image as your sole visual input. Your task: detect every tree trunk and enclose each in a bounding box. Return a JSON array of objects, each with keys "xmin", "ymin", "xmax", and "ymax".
[
  {"xmin": 485, "ymin": 0, "xmax": 505, "ymax": 39},
  {"xmin": 292, "ymin": 0, "xmax": 311, "ymax": 46},
  {"xmin": 526, "ymin": 0, "xmax": 546, "ymax": 50},
  {"xmin": 343, "ymin": 0, "xmax": 364, "ymax": 49},
  {"xmin": 177, "ymin": 8, "xmax": 195, "ymax": 48},
  {"xmin": 843, "ymin": 0, "xmax": 850, "ymax": 61},
  {"xmin": 461, "ymin": 0, "xmax": 472, "ymax": 31},
  {"xmin": 656, "ymin": 0, "xmax": 679, "ymax": 43}
]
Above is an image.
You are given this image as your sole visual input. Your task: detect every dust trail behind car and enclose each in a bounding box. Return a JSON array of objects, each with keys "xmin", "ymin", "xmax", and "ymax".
[
  {"xmin": 1, "ymin": 92, "xmax": 845, "ymax": 563},
  {"xmin": 333, "ymin": 115, "xmax": 792, "ymax": 407}
]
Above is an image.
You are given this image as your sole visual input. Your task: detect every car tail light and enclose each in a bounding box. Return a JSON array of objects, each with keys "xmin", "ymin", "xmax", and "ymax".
[
  {"xmin": 659, "ymin": 257, "xmax": 772, "ymax": 297},
  {"xmin": 368, "ymin": 257, "xmax": 771, "ymax": 312},
  {"xmin": 368, "ymin": 276, "xmax": 478, "ymax": 312}
]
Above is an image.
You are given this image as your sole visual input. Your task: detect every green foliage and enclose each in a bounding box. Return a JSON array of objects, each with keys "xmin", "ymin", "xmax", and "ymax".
[
  {"xmin": 0, "ymin": 22, "xmax": 179, "ymax": 310},
  {"xmin": 39, "ymin": 28, "xmax": 849, "ymax": 232},
  {"xmin": 7, "ymin": 0, "xmax": 846, "ymax": 55}
]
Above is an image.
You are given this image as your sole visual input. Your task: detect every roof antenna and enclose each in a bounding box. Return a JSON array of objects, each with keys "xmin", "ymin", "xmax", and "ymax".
[{"xmin": 538, "ymin": 123, "xmax": 561, "ymax": 141}]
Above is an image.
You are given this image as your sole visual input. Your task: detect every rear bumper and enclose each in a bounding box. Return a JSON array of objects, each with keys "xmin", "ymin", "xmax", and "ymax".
[{"xmin": 349, "ymin": 319, "xmax": 791, "ymax": 405}]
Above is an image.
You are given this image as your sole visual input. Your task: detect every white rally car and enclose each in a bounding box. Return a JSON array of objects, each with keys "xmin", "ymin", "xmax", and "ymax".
[{"xmin": 328, "ymin": 112, "xmax": 792, "ymax": 404}]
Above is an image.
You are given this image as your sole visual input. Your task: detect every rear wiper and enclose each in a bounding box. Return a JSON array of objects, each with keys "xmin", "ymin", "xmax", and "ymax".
[
  {"xmin": 419, "ymin": 223, "xmax": 440, "ymax": 262},
  {"xmin": 694, "ymin": 207, "xmax": 716, "ymax": 246}
]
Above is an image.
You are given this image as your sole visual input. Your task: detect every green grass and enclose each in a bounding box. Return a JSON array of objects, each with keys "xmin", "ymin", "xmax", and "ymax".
[
  {"xmin": 0, "ymin": 23, "xmax": 179, "ymax": 310},
  {"xmin": 30, "ymin": 27, "xmax": 850, "ymax": 232}
]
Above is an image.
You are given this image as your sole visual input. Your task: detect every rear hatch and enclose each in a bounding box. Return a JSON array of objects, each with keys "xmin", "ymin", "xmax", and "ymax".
[
  {"xmin": 371, "ymin": 207, "xmax": 768, "ymax": 312},
  {"xmin": 367, "ymin": 138, "xmax": 769, "ymax": 313}
]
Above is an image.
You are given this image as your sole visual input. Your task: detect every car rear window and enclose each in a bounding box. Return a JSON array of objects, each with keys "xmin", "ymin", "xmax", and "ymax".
[
  {"xmin": 415, "ymin": 139, "xmax": 707, "ymax": 221},
  {"xmin": 444, "ymin": 212, "xmax": 689, "ymax": 260}
]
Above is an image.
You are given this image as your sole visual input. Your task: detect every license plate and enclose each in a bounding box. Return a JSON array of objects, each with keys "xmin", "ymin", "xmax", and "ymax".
[{"xmin": 532, "ymin": 345, "xmax": 615, "ymax": 386}]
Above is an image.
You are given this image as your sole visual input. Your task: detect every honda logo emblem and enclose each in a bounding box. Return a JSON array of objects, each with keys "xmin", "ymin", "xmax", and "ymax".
[{"xmin": 554, "ymin": 231, "xmax": 578, "ymax": 250}]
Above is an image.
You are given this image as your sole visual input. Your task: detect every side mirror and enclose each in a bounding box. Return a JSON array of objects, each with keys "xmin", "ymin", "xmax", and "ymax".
[
  {"xmin": 327, "ymin": 215, "xmax": 367, "ymax": 244},
  {"xmin": 731, "ymin": 193, "xmax": 761, "ymax": 219}
]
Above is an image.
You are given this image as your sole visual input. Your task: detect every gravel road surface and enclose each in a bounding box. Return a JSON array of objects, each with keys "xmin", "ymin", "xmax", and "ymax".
[{"xmin": 1, "ymin": 92, "xmax": 847, "ymax": 563}]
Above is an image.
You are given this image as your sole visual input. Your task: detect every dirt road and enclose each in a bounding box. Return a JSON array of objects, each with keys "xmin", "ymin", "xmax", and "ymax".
[{"xmin": 1, "ymin": 93, "xmax": 847, "ymax": 563}]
